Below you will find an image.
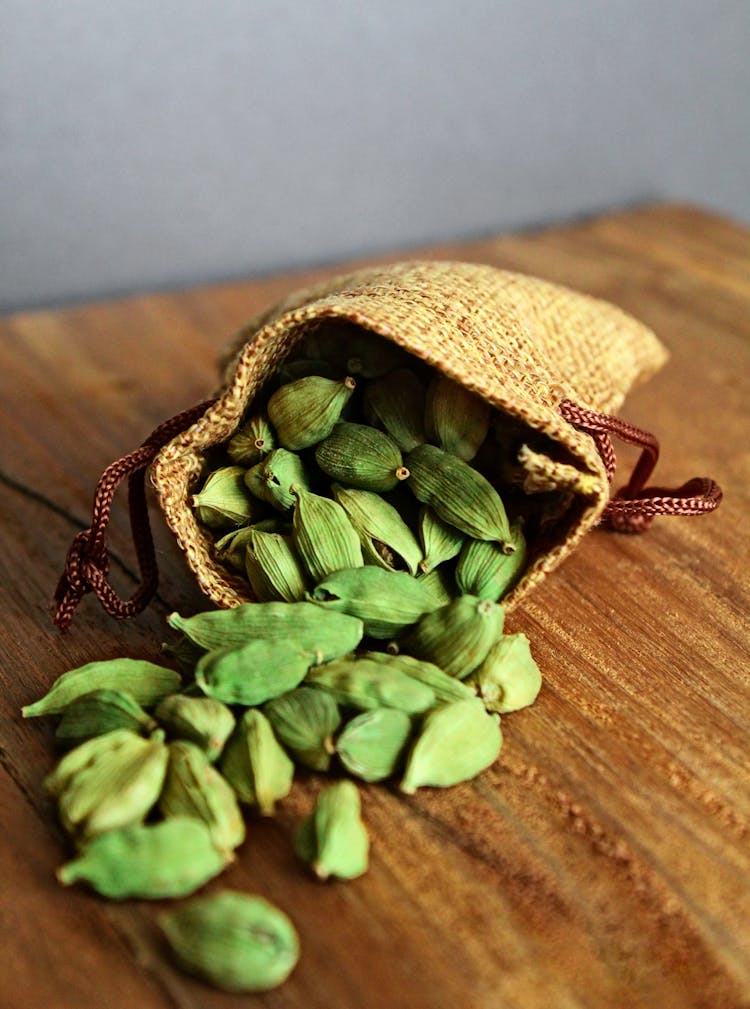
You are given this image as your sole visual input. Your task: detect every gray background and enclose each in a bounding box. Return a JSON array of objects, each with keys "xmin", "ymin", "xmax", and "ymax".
[{"xmin": 2, "ymin": 0, "xmax": 748, "ymax": 312}]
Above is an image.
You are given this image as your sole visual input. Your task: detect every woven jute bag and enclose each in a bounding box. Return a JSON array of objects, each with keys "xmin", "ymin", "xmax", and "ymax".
[{"xmin": 53, "ymin": 261, "xmax": 722, "ymax": 629}]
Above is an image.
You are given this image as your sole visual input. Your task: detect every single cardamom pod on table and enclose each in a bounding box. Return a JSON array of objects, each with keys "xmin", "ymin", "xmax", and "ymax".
[
  {"xmin": 220, "ymin": 709, "xmax": 294, "ymax": 815},
  {"xmin": 54, "ymin": 689, "xmax": 157, "ymax": 749},
  {"xmin": 336, "ymin": 707, "xmax": 413, "ymax": 782},
  {"xmin": 195, "ymin": 639, "xmax": 316, "ymax": 706},
  {"xmin": 263, "ymin": 686, "xmax": 341, "ymax": 771},
  {"xmin": 22, "ymin": 659, "xmax": 181, "ymax": 718},
  {"xmin": 467, "ymin": 632, "xmax": 542, "ymax": 713},
  {"xmin": 294, "ymin": 780, "xmax": 369, "ymax": 880}
]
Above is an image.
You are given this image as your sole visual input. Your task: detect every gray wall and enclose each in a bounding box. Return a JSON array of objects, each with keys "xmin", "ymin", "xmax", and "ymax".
[{"xmin": 2, "ymin": 0, "xmax": 748, "ymax": 312}]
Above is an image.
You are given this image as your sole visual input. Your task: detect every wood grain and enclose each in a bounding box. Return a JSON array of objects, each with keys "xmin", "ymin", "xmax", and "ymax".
[{"xmin": 1, "ymin": 204, "xmax": 747, "ymax": 1009}]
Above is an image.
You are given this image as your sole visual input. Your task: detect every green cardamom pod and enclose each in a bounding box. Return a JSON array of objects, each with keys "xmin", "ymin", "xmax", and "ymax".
[
  {"xmin": 316, "ymin": 422, "xmax": 410, "ymax": 492},
  {"xmin": 402, "ymin": 595, "xmax": 505, "ymax": 679},
  {"xmin": 154, "ymin": 694, "xmax": 235, "ymax": 761},
  {"xmin": 363, "ymin": 368, "xmax": 426, "ymax": 451},
  {"xmin": 424, "ymin": 374, "xmax": 490, "ymax": 461},
  {"xmin": 309, "ymin": 566, "xmax": 438, "ymax": 639},
  {"xmin": 400, "ymin": 697, "xmax": 502, "ymax": 793},
  {"xmin": 220, "ymin": 709, "xmax": 294, "ymax": 815},
  {"xmin": 406, "ymin": 444, "xmax": 513, "ymax": 548},
  {"xmin": 245, "ymin": 529, "xmax": 308, "ymax": 603},
  {"xmin": 214, "ymin": 520, "xmax": 286, "ymax": 573},
  {"xmin": 293, "ymin": 780, "xmax": 369, "ymax": 880},
  {"xmin": 263, "ymin": 686, "xmax": 341, "ymax": 771},
  {"xmin": 467, "ymin": 633, "xmax": 542, "ymax": 713},
  {"xmin": 455, "ymin": 518, "xmax": 527, "ymax": 601},
  {"xmin": 55, "ymin": 729, "xmax": 168, "ymax": 841},
  {"xmin": 416, "ymin": 566, "xmax": 455, "ymax": 607},
  {"xmin": 332, "ymin": 484, "xmax": 423, "ymax": 575},
  {"xmin": 57, "ymin": 817, "xmax": 229, "ymax": 899},
  {"xmin": 159, "ymin": 741, "xmax": 245, "ymax": 853},
  {"xmin": 246, "ymin": 448, "xmax": 310, "ymax": 512},
  {"xmin": 227, "ymin": 415, "xmax": 276, "ymax": 466},
  {"xmin": 336, "ymin": 708, "xmax": 413, "ymax": 782},
  {"xmin": 305, "ymin": 326, "xmax": 406, "ymax": 378},
  {"xmin": 268, "ymin": 375, "xmax": 356, "ymax": 450},
  {"xmin": 192, "ymin": 466, "xmax": 261, "ymax": 529},
  {"xmin": 196, "ymin": 639, "xmax": 316, "ymax": 706},
  {"xmin": 167, "ymin": 602, "xmax": 363, "ymax": 657},
  {"xmin": 45, "ymin": 728, "xmax": 142, "ymax": 798},
  {"xmin": 418, "ymin": 506, "xmax": 465, "ymax": 573},
  {"xmin": 361, "ymin": 652, "xmax": 475, "ymax": 703},
  {"xmin": 160, "ymin": 891, "xmax": 300, "ymax": 993},
  {"xmin": 292, "ymin": 489, "xmax": 363, "ymax": 583},
  {"xmin": 22, "ymin": 659, "xmax": 181, "ymax": 719},
  {"xmin": 55, "ymin": 689, "xmax": 157, "ymax": 749},
  {"xmin": 306, "ymin": 656, "xmax": 435, "ymax": 714}
]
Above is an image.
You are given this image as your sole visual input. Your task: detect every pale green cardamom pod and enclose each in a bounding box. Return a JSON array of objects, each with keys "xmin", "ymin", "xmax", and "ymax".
[
  {"xmin": 309, "ymin": 566, "xmax": 438, "ymax": 639},
  {"xmin": 192, "ymin": 466, "xmax": 261, "ymax": 530},
  {"xmin": 55, "ymin": 689, "xmax": 157, "ymax": 749},
  {"xmin": 227, "ymin": 415, "xmax": 276, "ymax": 466},
  {"xmin": 467, "ymin": 633, "xmax": 542, "ymax": 714},
  {"xmin": 316, "ymin": 422, "xmax": 410, "ymax": 492},
  {"xmin": 416, "ymin": 566, "xmax": 455, "ymax": 607},
  {"xmin": 154, "ymin": 694, "xmax": 235, "ymax": 762},
  {"xmin": 332, "ymin": 484, "xmax": 423, "ymax": 575},
  {"xmin": 263, "ymin": 686, "xmax": 341, "ymax": 771},
  {"xmin": 196, "ymin": 640, "xmax": 316, "ymax": 706},
  {"xmin": 45, "ymin": 728, "xmax": 141, "ymax": 798},
  {"xmin": 400, "ymin": 698, "xmax": 502, "ymax": 793},
  {"xmin": 418, "ymin": 507, "xmax": 465, "ymax": 573},
  {"xmin": 424, "ymin": 374, "xmax": 490, "ymax": 461},
  {"xmin": 292, "ymin": 489, "xmax": 363, "ymax": 583},
  {"xmin": 268, "ymin": 375, "xmax": 356, "ymax": 450},
  {"xmin": 456, "ymin": 518, "xmax": 527, "ymax": 601},
  {"xmin": 22, "ymin": 659, "xmax": 181, "ymax": 719},
  {"xmin": 245, "ymin": 448, "xmax": 310, "ymax": 512},
  {"xmin": 159, "ymin": 891, "xmax": 300, "ymax": 993},
  {"xmin": 336, "ymin": 708, "xmax": 413, "ymax": 782},
  {"xmin": 168, "ymin": 602, "xmax": 363, "ymax": 657},
  {"xmin": 402, "ymin": 595, "xmax": 505, "ymax": 679},
  {"xmin": 214, "ymin": 520, "xmax": 286, "ymax": 573},
  {"xmin": 293, "ymin": 780, "xmax": 369, "ymax": 880},
  {"xmin": 363, "ymin": 368, "xmax": 426, "ymax": 451},
  {"xmin": 57, "ymin": 817, "xmax": 229, "ymax": 899},
  {"xmin": 220, "ymin": 709, "xmax": 294, "ymax": 815},
  {"xmin": 159, "ymin": 741, "xmax": 245, "ymax": 853},
  {"xmin": 406, "ymin": 444, "xmax": 513, "ymax": 548},
  {"xmin": 361, "ymin": 652, "xmax": 474, "ymax": 704},
  {"xmin": 306, "ymin": 657, "xmax": 435, "ymax": 714},
  {"xmin": 245, "ymin": 529, "xmax": 308, "ymax": 603}
]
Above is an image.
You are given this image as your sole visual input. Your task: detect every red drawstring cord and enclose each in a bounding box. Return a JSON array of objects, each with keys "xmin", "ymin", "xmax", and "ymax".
[
  {"xmin": 558, "ymin": 399, "xmax": 722, "ymax": 532},
  {"xmin": 52, "ymin": 401, "xmax": 216, "ymax": 631}
]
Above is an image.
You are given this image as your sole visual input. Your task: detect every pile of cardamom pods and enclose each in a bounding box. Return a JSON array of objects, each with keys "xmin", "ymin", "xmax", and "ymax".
[{"xmin": 23, "ymin": 330, "xmax": 547, "ymax": 993}]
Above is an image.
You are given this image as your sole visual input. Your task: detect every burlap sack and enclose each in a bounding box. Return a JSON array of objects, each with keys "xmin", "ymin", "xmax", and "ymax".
[{"xmin": 146, "ymin": 261, "xmax": 671, "ymax": 613}]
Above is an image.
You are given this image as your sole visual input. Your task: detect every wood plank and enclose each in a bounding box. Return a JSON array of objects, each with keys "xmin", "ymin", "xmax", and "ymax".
[{"xmin": 1, "ymin": 203, "xmax": 747, "ymax": 1009}]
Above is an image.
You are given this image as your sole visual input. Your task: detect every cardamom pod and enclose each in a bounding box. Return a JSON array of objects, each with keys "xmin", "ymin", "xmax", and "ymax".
[
  {"xmin": 306, "ymin": 656, "xmax": 435, "ymax": 713},
  {"xmin": 362, "ymin": 652, "xmax": 475, "ymax": 703},
  {"xmin": 45, "ymin": 728, "xmax": 142, "ymax": 798},
  {"xmin": 292, "ymin": 489, "xmax": 363, "ymax": 583},
  {"xmin": 402, "ymin": 595, "xmax": 505, "ymax": 679},
  {"xmin": 227, "ymin": 415, "xmax": 276, "ymax": 466},
  {"xmin": 55, "ymin": 689, "xmax": 157, "ymax": 749},
  {"xmin": 160, "ymin": 891, "xmax": 300, "ymax": 993},
  {"xmin": 263, "ymin": 686, "xmax": 341, "ymax": 771},
  {"xmin": 195, "ymin": 639, "xmax": 316, "ymax": 706},
  {"xmin": 309, "ymin": 566, "xmax": 438, "ymax": 639},
  {"xmin": 305, "ymin": 325, "xmax": 406, "ymax": 377},
  {"xmin": 214, "ymin": 520, "xmax": 286, "ymax": 573},
  {"xmin": 220, "ymin": 709, "xmax": 294, "ymax": 815},
  {"xmin": 400, "ymin": 698, "xmax": 502, "ymax": 793},
  {"xmin": 23, "ymin": 659, "xmax": 181, "ymax": 718},
  {"xmin": 424, "ymin": 374, "xmax": 490, "ymax": 461},
  {"xmin": 406, "ymin": 444, "xmax": 513, "ymax": 548},
  {"xmin": 418, "ymin": 507, "xmax": 465, "ymax": 573},
  {"xmin": 268, "ymin": 375, "xmax": 356, "ymax": 450},
  {"xmin": 332, "ymin": 484, "xmax": 423, "ymax": 575},
  {"xmin": 245, "ymin": 529, "xmax": 308, "ymax": 603},
  {"xmin": 467, "ymin": 633, "xmax": 542, "ymax": 713},
  {"xmin": 316, "ymin": 422, "xmax": 410, "ymax": 492},
  {"xmin": 293, "ymin": 780, "xmax": 369, "ymax": 880},
  {"xmin": 159, "ymin": 741, "xmax": 245, "ymax": 853},
  {"xmin": 336, "ymin": 708, "xmax": 413, "ymax": 782},
  {"xmin": 248, "ymin": 448, "xmax": 311, "ymax": 512},
  {"xmin": 363, "ymin": 368, "xmax": 426, "ymax": 451},
  {"xmin": 416, "ymin": 566, "xmax": 455, "ymax": 608},
  {"xmin": 455, "ymin": 518, "xmax": 527, "ymax": 600},
  {"xmin": 57, "ymin": 817, "xmax": 229, "ymax": 899},
  {"xmin": 192, "ymin": 466, "xmax": 261, "ymax": 529},
  {"xmin": 167, "ymin": 602, "xmax": 363, "ymax": 657},
  {"xmin": 154, "ymin": 694, "xmax": 235, "ymax": 761}
]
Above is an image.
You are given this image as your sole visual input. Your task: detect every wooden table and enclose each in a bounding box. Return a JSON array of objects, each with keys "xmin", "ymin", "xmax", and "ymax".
[{"xmin": 1, "ymin": 204, "xmax": 747, "ymax": 1009}]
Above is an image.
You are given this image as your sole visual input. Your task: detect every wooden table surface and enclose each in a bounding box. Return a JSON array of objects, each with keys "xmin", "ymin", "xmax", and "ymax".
[{"xmin": 1, "ymin": 204, "xmax": 748, "ymax": 1009}]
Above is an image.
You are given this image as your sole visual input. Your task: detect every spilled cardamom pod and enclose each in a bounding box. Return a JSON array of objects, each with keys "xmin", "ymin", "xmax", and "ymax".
[
  {"xmin": 402, "ymin": 595, "xmax": 505, "ymax": 679},
  {"xmin": 294, "ymin": 780, "xmax": 369, "ymax": 880},
  {"xmin": 306, "ymin": 656, "xmax": 435, "ymax": 713},
  {"xmin": 268, "ymin": 375, "xmax": 356, "ymax": 450},
  {"xmin": 227, "ymin": 415, "xmax": 276, "ymax": 466},
  {"xmin": 316, "ymin": 422, "xmax": 410, "ymax": 492},
  {"xmin": 332, "ymin": 484, "xmax": 423, "ymax": 574},
  {"xmin": 362, "ymin": 652, "xmax": 475, "ymax": 704},
  {"xmin": 336, "ymin": 708, "xmax": 413, "ymax": 782},
  {"xmin": 195, "ymin": 639, "xmax": 316, "ymax": 706},
  {"xmin": 424, "ymin": 374, "xmax": 490, "ymax": 461},
  {"xmin": 245, "ymin": 529, "xmax": 308, "ymax": 603},
  {"xmin": 54, "ymin": 689, "xmax": 156, "ymax": 749},
  {"xmin": 154, "ymin": 694, "xmax": 235, "ymax": 761},
  {"xmin": 22, "ymin": 659, "xmax": 181, "ymax": 718},
  {"xmin": 220, "ymin": 709, "xmax": 294, "ymax": 815},
  {"xmin": 418, "ymin": 507, "xmax": 465, "ymax": 573},
  {"xmin": 291, "ymin": 488, "xmax": 363, "ymax": 583},
  {"xmin": 456, "ymin": 518, "xmax": 527, "ymax": 600},
  {"xmin": 263, "ymin": 686, "xmax": 341, "ymax": 771},
  {"xmin": 363, "ymin": 368, "xmax": 426, "ymax": 451},
  {"xmin": 192, "ymin": 466, "xmax": 261, "ymax": 529},
  {"xmin": 467, "ymin": 633, "xmax": 542, "ymax": 713}
]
